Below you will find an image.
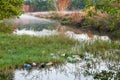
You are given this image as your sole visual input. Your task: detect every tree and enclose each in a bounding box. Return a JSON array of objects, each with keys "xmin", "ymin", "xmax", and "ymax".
[
  {"xmin": 0, "ymin": 0, "xmax": 24, "ymax": 20},
  {"xmin": 24, "ymin": 0, "xmax": 85, "ymax": 11},
  {"xmin": 27, "ymin": 0, "xmax": 54, "ymax": 11},
  {"xmin": 85, "ymin": 0, "xmax": 120, "ymax": 31},
  {"xmin": 52, "ymin": 0, "xmax": 71, "ymax": 11},
  {"xmin": 69, "ymin": 0, "xmax": 85, "ymax": 10}
]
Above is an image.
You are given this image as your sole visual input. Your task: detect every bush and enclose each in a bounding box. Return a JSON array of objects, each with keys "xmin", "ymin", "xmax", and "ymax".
[
  {"xmin": 84, "ymin": 8, "xmax": 111, "ymax": 31},
  {"xmin": 85, "ymin": 0, "xmax": 120, "ymax": 31},
  {"xmin": 0, "ymin": 22, "xmax": 14, "ymax": 34}
]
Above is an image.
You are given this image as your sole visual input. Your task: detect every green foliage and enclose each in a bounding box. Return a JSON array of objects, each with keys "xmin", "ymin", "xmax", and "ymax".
[
  {"xmin": 86, "ymin": 0, "xmax": 120, "ymax": 16},
  {"xmin": 0, "ymin": 34, "xmax": 77, "ymax": 70},
  {"xmin": 25, "ymin": 0, "xmax": 54, "ymax": 11},
  {"xmin": 61, "ymin": 17, "xmax": 72, "ymax": 25},
  {"xmin": 69, "ymin": 0, "xmax": 85, "ymax": 9},
  {"xmin": 84, "ymin": 41, "xmax": 120, "ymax": 61},
  {"xmin": 0, "ymin": 0, "xmax": 24, "ymax": 20},
  {"xmin": 0, "ymin": 70, "xmax": 13, "ymax": 80},
  {"xmin": 85, "ymin": 0, "xmax": 120, "ymax": 31},
  {"xmin": 84, "ymin": 14, "xmax": 111, "ymax": 31},
  {"xmin": 0, "ymin": 22, "xmax": 14, "ymax": 33},
  {"xmin": 24, "ymin": 0, "xmax": 85, "ymax": 11}
]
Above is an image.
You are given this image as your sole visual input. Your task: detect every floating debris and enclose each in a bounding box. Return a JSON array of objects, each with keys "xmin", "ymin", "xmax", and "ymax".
[
  {"xmin": 46, "ymin": 62, "xmax": 53, "ymax": 66},
  {"xmin": 83, "ymin": 57, "xmax": 90, "ymax": 61},
  {"xmin": 61, "ymin": 53, "xmax": 66, "ymax": 57},
  {"xmin": 72, "ymin": 55, "xmax": 82, "ymax": 61},
  {"xmin": 24, "ymin": 64, "xmax": 32, "ymax": 70},
  {"xmin": 40, "ymin": 63, "xmax": 46, "ymax": 68},
  {"xmin": 67, "ymin": 57, "xmax": 77, "ymax": 63},
  {"xmin": 32, "ymin": 62, "xmax": 37, "ymax": 67}
]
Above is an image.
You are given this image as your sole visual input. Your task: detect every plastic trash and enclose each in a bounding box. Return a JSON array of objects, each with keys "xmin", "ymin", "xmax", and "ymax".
[
  {"xmin": 72, "ymin": 55, "xmax": 82, "ymax": 61},
  {"xmin": 40, "ymin": 63, "xmax": 46, "ymax": 68},
  {"xmin": 67, "ymin": 57, "xmax": 77, "ymax": 63},
  {"xmin": 46, "ymin": 62, "xmax": 53, "ymax": 66},
  {"xmin": 24, "ymin": 64, "xmax": 32, "ymax": 70},
  {"xmin": 32, "ymin": 62, "xmax": 37, "ymax": 67},
  {"xmin": 83, "ymin": 57, "xmax": 89, "ymax": 61}
]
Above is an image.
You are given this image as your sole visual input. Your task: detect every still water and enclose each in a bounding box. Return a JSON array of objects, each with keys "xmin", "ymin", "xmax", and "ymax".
[{"xmin": 14, "ymin": 61, "xmax": 120, "ymax": 80}]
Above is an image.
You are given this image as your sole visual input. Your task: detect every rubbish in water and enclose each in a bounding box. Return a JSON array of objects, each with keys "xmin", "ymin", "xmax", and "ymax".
[
  {"xmin": 32, "ymin": 62, "xmax": 37, "ymax": 67},
  {"xmin": 83, "ymin": 57, "xmax": 90, "ymax": 61},
  {"xmin": 72, "ymin": 55, "xmax": 82, "ymax": 61},
  {"xmin": 40, "ymin": 63, "xmax": 46, "ymax": 68},
  {"xmin": 24, "ymin": 64, "xmax": 32, "ymax": 70},
  {"xmin": 67, "ymin": 57, "xmax": 77, "ymax": 63},
  {"xmin": 61, "ymin": 53, "xmax": 67, "ymax": 57},
  {"xmin": 46, "ymin": 62, "xmax": 53, "ymax": 66}
]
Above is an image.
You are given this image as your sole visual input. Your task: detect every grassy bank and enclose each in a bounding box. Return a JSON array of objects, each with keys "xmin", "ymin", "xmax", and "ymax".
[
  {"xmin": 84, "ymin": 41, "xmax": 120, "ymax": 61},
  {"xmin": 0, "ymin": 33, "xmax": 78, "ymax": 70},
  {"xmin": 0, "ymin": 33, "xmax": 120, "ymax": 71}
]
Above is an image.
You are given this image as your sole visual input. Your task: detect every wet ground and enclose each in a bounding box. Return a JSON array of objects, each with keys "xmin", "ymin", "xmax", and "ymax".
[{"xmin": 2, "ymin": 13, "xmax": 120, "ymax": 80}]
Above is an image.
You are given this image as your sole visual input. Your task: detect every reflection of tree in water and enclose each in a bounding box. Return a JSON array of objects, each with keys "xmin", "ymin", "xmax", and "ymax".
[{"xmin": 5, "ymin": 14, "xmax": 59, "ymax": 31}]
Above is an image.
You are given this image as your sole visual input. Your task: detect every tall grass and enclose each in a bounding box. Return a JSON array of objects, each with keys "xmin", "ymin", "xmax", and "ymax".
[
  {"xmin": 84, "ymin": 40, "xmax": 120, "ymax": 61},
  {"xmin": 0, "ymin": 31, "xmax": 120, "ymax": 70}
]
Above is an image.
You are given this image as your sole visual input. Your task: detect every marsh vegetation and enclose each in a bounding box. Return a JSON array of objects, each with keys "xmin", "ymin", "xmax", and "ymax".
[{"xmin": 0, "ymin": 0, "xmax": 120, "ymax": 80}]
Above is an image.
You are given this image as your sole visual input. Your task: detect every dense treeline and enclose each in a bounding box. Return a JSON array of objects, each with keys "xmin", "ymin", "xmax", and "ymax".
[
  {"xmin": 0, "ymin": 0, "xmax": 23, "ymax": 20},
  {"xmin": 24, "ymin": 0, "xmax": 85, "ymax": 11}
]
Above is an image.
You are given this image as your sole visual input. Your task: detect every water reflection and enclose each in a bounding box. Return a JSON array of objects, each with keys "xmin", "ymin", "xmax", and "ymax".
[
  {"xmin": 14, "ymin": 63, "xmax": 93, "ymax": 80},
  {"xmin": 5, "ymin": 14, "xmax": 59, "ymax": 31},
  {"xmin": 14, "ymin": 60, "xmax": 119, "ymax": 80}
]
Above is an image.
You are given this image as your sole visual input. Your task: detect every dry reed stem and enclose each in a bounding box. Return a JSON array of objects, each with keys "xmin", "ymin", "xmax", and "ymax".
[
  {"xmin": 57, "ymin": 25, "xmax": 66, "ymax": 35},
  {"xmin": 86, "ymin": 31, "xmax": 94, "ymax": 38},
  {"xmin": 57, "ymin": 0, "xmax": 71, "ymax": 11}
]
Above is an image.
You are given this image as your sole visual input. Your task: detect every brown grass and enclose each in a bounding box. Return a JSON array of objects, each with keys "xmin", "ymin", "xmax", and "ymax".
[
  {"xmin": 86, "ymin": 31, "xmax": 94, "ymax": 38},
  {"xmin": 56, "ymin": 0, "xmax": 71, "ymax": 11},
  {"xmin": 70, "ymin": 11, "xmax": 86, "ymax": 23},
  {"xmin": 57, "ymin": 25, "xmax": 66, "ymax": 35}
]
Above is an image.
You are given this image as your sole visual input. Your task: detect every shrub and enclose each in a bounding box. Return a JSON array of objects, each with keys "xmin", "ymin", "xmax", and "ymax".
[
  {"xmin": 0, "ymin": 22, "xmax": 14, "ymax": 34},
  {"xmin": 85, "ymin": 0, "xmax": 120, "ymax": 31}
]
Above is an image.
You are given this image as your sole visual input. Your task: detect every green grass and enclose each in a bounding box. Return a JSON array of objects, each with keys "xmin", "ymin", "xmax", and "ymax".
[
  {"xmin": 0, "ymin": 32, "xmax": 120, "ymax": 71},
  {"xmin": 84, "ymin": 40, "xmax": 120, "ymax": 61},
  {"xmin": 0, "ymin": 33, "xmax": 78, "ymax": 70}
]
